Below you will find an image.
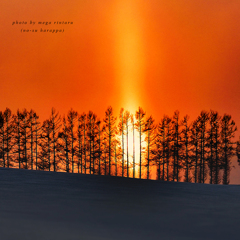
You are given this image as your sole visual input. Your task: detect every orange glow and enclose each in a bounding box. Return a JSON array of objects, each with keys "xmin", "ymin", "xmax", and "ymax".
[
  {"xmin": 118, "ymin": 118, "xmax": 149, "ymax": 179},
  {"xmin": 1, "ymin": 0, "xmax": 240, "ymax": 182},
  {"xmin": 122, "ymin": 127, "xmax": 140, "ymax": 178},
  {"xmin": 112, "ymin": 0, "xmax": 145, "ymax": 112}
]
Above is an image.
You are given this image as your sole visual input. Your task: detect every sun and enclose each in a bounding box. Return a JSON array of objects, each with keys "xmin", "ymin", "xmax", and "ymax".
[{"xmin": 119, "ymin": 116, "xmax": 147, "ymax": 179}]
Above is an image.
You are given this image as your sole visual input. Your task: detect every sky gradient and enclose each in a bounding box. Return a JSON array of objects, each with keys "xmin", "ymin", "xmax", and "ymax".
[{"xmin": 1, "ymin": 0, "xmax": 240, "ymax": 182}]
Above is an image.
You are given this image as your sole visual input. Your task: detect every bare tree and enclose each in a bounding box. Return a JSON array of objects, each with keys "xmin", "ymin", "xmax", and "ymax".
[
  {"xmin": 49, "ymin": 108, "xmax": 61, "ymax": 172},
  {"xmin": 96, "ymin": 120, "xmax": 102, "ymax": 175},
  {"xmin": 39, "ymin": 120, "xmax": 52, "ymax": 171},
  {"xmin": 0, "ymin": 108, "xmax": 14, "ymax": 168},
  {"xmin": 135, "ymin": 107, "xmax": 146, "ymax": 179},
  {"xmin": 154, "ymin": 117, "xmax": 166, "ymax": 180},
  {"xmin": 198, "ymin": 111, "xmax": 209, "ymax": 183},
  {"xmin": 67, "ymin": 109, "xmax": 78, "ymax": 173},
  {"xmin": 190, "ymin": 118, "xmax": 200, "ymax": 183},
  {"xmin": 144, "ymin": 115, "xmax": 156, "ymax": 179},
  {"xmin": 0, "ymin": 111, "xmax": 4, "ymax": 167},
  {"xmin": 102, "ymin": 106, "xmax": 117, "ymax": 176},
  {"xmin": 207, "ymin": 110, "xmax": 221, "ymax": 184},
  {"xmin": 13, "ymin": 110, "xmax": 23, "ymax": 169},
  {"xmin": 29, "ymin": 110, "xmax": 41, "ymax": 170},
  {"xmin": 86, "ymin": 111, "xmax": 99, "ymax": 174},
  {"xmin": 76, "ymin": 116, "xmax": 83, "ymax": 173},
  {"xmin": 221, "ymin": 114, "xmax": 237, "ymax": 185},
  {"xmin": 171, "ymin": 111, "xmax": 182, "ymax": 182},
  {"xmin": 79, "ymin": 113, "xmax": 87, "ymax": 174},
  {"xmin": 118, "ymin": 108, "xmax": 125, "ymax": 177},
  {"xmin": 181, "ymin": 115, "xmax": 192, "ymax": 182},
  {"xmin": 58, "ymin": 116, "xmax": 71, "ymax": 172},
  {"xmin": 131, "ymin": 114, "xmax": 136, "ymax": 178},
  {"xmin": 124, "ymin": 111, "xmax": 131, "ymax": 177},
  {"xmin": 33, "ymin": 111, "xmax": 41, "ymax": 170}
]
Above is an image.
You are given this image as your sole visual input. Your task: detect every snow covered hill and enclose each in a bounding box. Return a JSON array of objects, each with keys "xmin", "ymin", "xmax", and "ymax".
[{"xmin": 0, "ymin": 168, "xmax": 240, "ymax": 240}]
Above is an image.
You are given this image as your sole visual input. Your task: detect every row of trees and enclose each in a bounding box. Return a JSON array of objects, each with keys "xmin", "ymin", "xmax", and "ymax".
[{"xmin": 0, "ymin": 107, "xmax": 238, "ymax": 184}]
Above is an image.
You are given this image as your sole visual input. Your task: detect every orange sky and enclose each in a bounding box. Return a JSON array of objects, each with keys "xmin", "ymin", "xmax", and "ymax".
[{"xmin": 1, "ymin": 0, "xmax": 240, "ymax": 182}]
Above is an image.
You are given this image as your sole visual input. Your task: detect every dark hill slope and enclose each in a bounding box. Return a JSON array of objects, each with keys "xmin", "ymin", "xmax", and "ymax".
[{"xmin": 0, "ymin": 168, "xmax": 240, "ymax": 240}]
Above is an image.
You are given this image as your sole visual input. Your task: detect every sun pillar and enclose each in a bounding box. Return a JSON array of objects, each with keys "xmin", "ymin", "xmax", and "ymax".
[{"xmin": 113, "ymin": 0, "xmax": 145, "ymax": 113}]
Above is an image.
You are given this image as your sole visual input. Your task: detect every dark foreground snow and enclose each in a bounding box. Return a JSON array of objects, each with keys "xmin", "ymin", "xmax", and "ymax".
[{"xmin": 0, "ymin": 168, "xmax": 240, "ymax": 240}]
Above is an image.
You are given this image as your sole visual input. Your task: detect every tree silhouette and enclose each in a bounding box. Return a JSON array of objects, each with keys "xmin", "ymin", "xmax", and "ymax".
[
  {"xmin": 113, "ymin": 136, "xmax": 121, "ymax": 176},
  {"xmin": 207, "ymin": 110, "xmax": 221, "ymax": 184},
  {"xmin": 0, "ymin": 111, "xmax": 4, "ymax": 167},
  {"xmin": 131, "ymin": 114, "xmax": 136, "ymax": 178},
  {"xmin": 118, "ymin": 108, "xmax": 125, "ymax": 177},
  {"xmin": 0, "ymin": 108, "xmax": 14, "ymax": 168},
  {"xmin": 236, "ymin": 137, "xmax": 240, "ymax": 168},
  {"xmin": 198, "ymin": 111, "xmax": 209, "ymax": 183},
  {"xmin": 86, "ymin": 111, "xmax": 99, "ymax": 174},
  {"xmin": 221, "ymin": 114, "xmax": 237, "ymax": 185},
  {"xmin": 58, "ymin": 116, "xmax": 71, "ymax": 172},
  {"xmin": 181, "ymin": 115, "xmax": 192, "ymax": 182},
  {"xmin": 103, "ymin": 106, "xmax": 117, "ymax": 176},
  {"xmin": 165, "ymin": 116, "xmax": 172, "ymax": 181},
  {"xmin": 23, "ymin": 109, "xmax": 30, "ymax": 169},
  {"xmin": 171, "ymin": 111, "xmax": 181, "ymax": 182},
  {"xmin": 154, "ymin": 119, "xmax": 164, "ymax": 180},
  {"xmin": 49, "ymin": 108, "xmax": 61, "ymax": 172},
  {"xmin": 0, "ymin": 106, "xmax": 238, "ymax": 185},
  {"xmin": 13, "ymin": 109, "xmax": 31, "ymax": 169},
  {"xmin": 32, "ymin": 111, "xmax": 41, "ymax": 170},
  {"xmin": 144, "ymin": 115, "xmax": 155, "ymax": 179},
  {"xmin": 135, "ymin": 107, "xmax": 146, "ymax": 179},
  {"xmin": 123, "ymin": 111, "xmax": 131, "ymax": 177},
  {"xmin": 76, "ymin": 115, "xmax": 83, "ymax": 173},
  {"xmin": 66, "ymin": 109, "xmax": 78, "ymax": 173},
  {"xmin": 29, "ymin": 110, "xmax": 41, "ymax": 170},
  {"xmin": 190, "ymin": 118, "xmax": 200, "ymax": 183},
  {"xmin": 14, "ymin": 110, "xmax": 23, "ymax": 168},
  {"xmin": 155, "ymin": 116, "xmax": 172, "ymax": 181},
  {"xmin": 39, "ymin": 119, "xmax": 52, "ymax": 171},
  {"xmin": 102, "ymin": 136, "xmax": 107, "ymax": 175},
  {"xmin": 96, "ymin": 120, "xmax": 102, "ymax": 175}
]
